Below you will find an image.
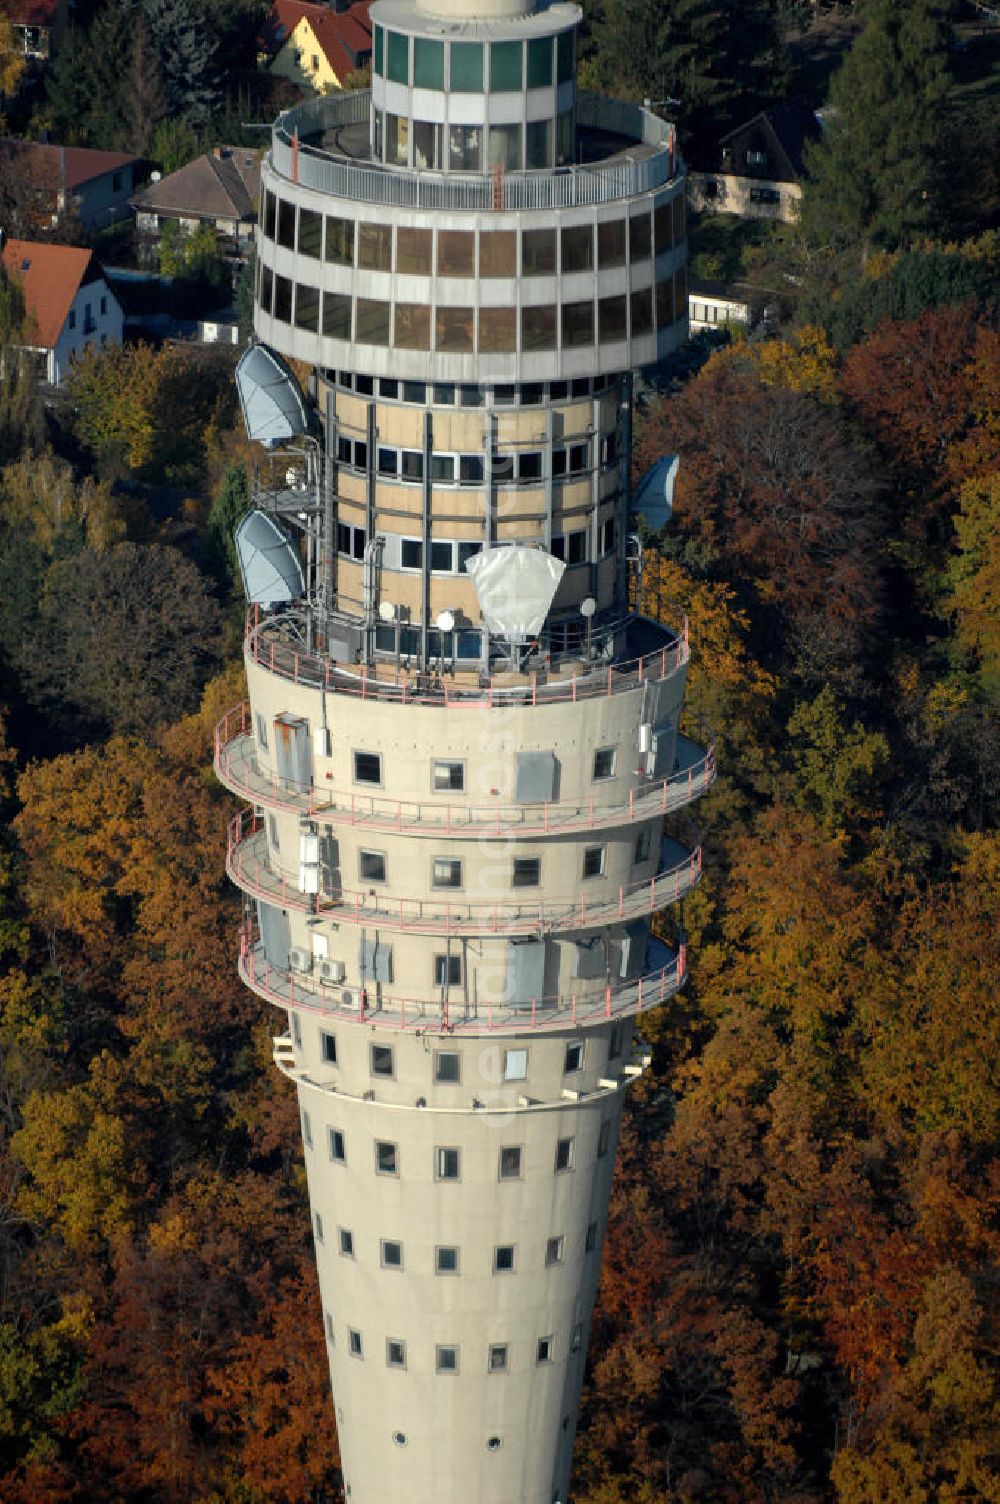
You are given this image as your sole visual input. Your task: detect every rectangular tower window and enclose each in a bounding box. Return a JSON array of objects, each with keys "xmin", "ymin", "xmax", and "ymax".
[
  {"xmin": 450, "ymin": 40, "xmax": 483, "ymax": 91},
  {"xmin": 413, "ymin": 119, "xmax": 442, "ymax": 169},
  {"xmin": 413, "ymin": 34, "xmax": 443, "ymax": 88},
  {"xmin": 321, "ymin": 1031, "xmax": 337, "ymax": 1064},
  {"xmin": 375, "ymin": 1140, "xmax": 398, "ymax": 1175},
  {"xmin": 598, "ymin": 1119, "xmax": 611, "ymax": 1157},
  {"xmin": 512, "ymin": 857, "xmax": 541, "ymax": 887},
  {"xmin": 585, "ymin": 1221, "xmax": 598, "ymax": 1252},
  {"xmin": 629, "ymin": 211, "xmax": 652, "ymax": 261},
  {"xmin": 488, "ymin": 123, "xmax": 521, "ymax": 171},
  {"xmin": 387, "ymin": 1338, "xmax": 406, "ymax": 1368},
  {"xmin": 397, "ymin": 226, "xmax": 432, "ymax": 275},
  {"xmin": 358, "ymin": 222, "xmax": 392, "ymax": 271},
  {"xmin": 597, "ymin": 219, "xmax": 627, "ymax": 269},
  {"xmin": 436, "ymin": 1146, "xmax": 461, "ymax": 1180},
  {"xmin": 438, "ymin": 229, "xmax": 475, "ymax": 277},
  {"xmin": 434, "ymin": 954, "xmax": 462, "ymax": 987},
  {"xmin": 322, "ymin": 292, "xmax": 351, "ymax": 340},
  {"xmin": 479, "ymin": 230, "xmax": 516, "ymax": 278},
  {"xmin": 273, "ymin": 275, "xmax": 292, "ymax": 323},
  {"xmin": 348, "ymin": 1328, "xmax": 363, "ymax": 1357},
  {"xmin": 562, "ymin": 300, "xmax": 594, "ymax": 348},
  {"xmin": 298, "ymin": 206, "xmax": 322, "ymax": 258},
  {"xmin": 394, "ymin": 303, "xmax": 431, "ymax": 350},
  {"xmin": 356, "ymin": 298, "xmax": 391, "ymax": 346},
  {"xmin": 433, "ymin": 759, "xmax": 465, "ymax": 791},
  {"xmin": 479, "ymin": 306, "xmax": 516, "ymax": 354},
  {"xmin": 545, "ymin": 1235, "xmax": 565, "ymax": 1266},
  {"xmin": 359, "ymin": 849, "xmax": 386, "ymax": 883},
  {"xmin": 386, "ymin": 28, "xmax": 408, "ymax": 83},
  {"xmin": 314, "ymin": 1211, "xmax": 323, "ymax": 1241},
  {"xmin": 329, "ymin": 1128, "xmax": 346, "ymax": 1162},
  {"xmin": 436, "ymin": 1344, "xmax": 459, "ymax": 1373},
  {"xmin": 656, "ymin": 278, "xmax": 675, "ymax": 330},
  {"xmin": 386, "ymin": 113, "xmax": 409, "ymax": 167},
  {"xmin": 499, "ymin": 1145, "xmax": 522, "ymax": 1180},
  {"xmin": 561, "ymin": 224, "xmax": 593, "ymax": 274},
  {"xmin": 654, "ymin": 201, "xmax": 673, "ymax": 254},
  {"xmin": 555, "ymin": 1137, "xmax": 575, "ymax": 1172},
  {"xmin": 556, "ymin": 28, "xmax": 574, "ymax": 83},
  {"xmin": 565, "ymin": 1041, "xmax": 584, "ymax": 1074},
  {"xmin": 522, "ymin": 305, "xmax": 557, "ymax": 351},
  {"xmin": 583, "ymin": 846, "xmax": 605, "ymax": 879},
  {"xmin": 436, "ymin": 1245, "xmax": 459, "ymax": 1273},
  {"xmin": 609, "ymin": 1022, "xmax": 626, "ymax": 1059},
  {"xmin": 448, "ymin": 124, "xmax": 481, "ymax": 171},
  {"xmin": 503, "ymin": 1048, "xmax": 528, "ymax": 1081},
  {"xmin": 635, "ymin": 828, "xmax": 652, "ymax": 863},
  {"xmin": 354, "ymin": 751, "xmax": 382, "ymax": 785},
  {"xmin": 431, "ymin": 858, "xmax": 462, "ymax": 889},
  {"xmin": 302, "ymin": 1109, "xmax": 312, "ymax": 1149},
  {"xmin": 593, "ymin": 747, "xmax": 616, "ymax": 780},
  {"xmin": 527, "ymin": 34, "xmax": 553, "ymax": 87},
  {"xmin": 371, "ymin": 1044, "xmax": 394, "ymax": 1077},
  {"xmin": 325, "ymin": 1313, "xmax": 335, "ymax": 1344},
  {"xmin": 490, "ymin": 39, "xmax": 522, "ymax": 90},
  {"xmin": 494, "ymin": 1244, "xmax": 515, "ymax": 1272},
  {"xmin": 294, "ymin": 284, "xmax": 320, "ymax": 332},
  {"xmin": 488, "ymin": 1343, "xmax": 509, "ymax": 1372},
  {"xmin": 381, "ymin": 1238, "xmax": 403, "ymax": 1268},
  {"xmin": 277, "ymin": 198, "xmax": 295, "ymax": 249},
  {"xmin": 339, "ymin": 1228, "xmax": 354, "ymax": 1256},
  {"xmin": 631, "ymin": 287, "xmax": 653, "ymax": 337},
  {"xmin": 522, "ymin": 227, "xmax": 557, "ymax": 275},
  {"xmin": 599, "ymin": 294, "xmax": 628, "ymax": 343},
  {"xmin": 436, "ymin": 306, "xmax": 474, "ymax": 353},
  {"xmin": 325, "ymin": 215, "xmax": 354, "ymax": 265},
  {"xmin": 526, "ymin": 118, "xmax": 552, "ymax": 169},
  {"xmin": 435, "ymin": 1050, "xmax": 461, "ymax": 1082},
  {"xmin": 537, "ymin": 1335, "xmax": 554, "ymax": 1363}
]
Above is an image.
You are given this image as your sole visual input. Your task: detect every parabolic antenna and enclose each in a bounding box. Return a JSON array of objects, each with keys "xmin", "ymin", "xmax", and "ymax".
[
  {"xmin": 235, "ymin": 343, "xmax": 309, "ymax": 448},
  {"xmin": 464, "ymin": 545, "xmax": 565, "ymax": 644},
  {"xmin": 631, "ymin": 454, "xmax": 679, "ymax": 530},
  {"xmin": 235, "ymin": 509, "xmax": 305, "ymax": 607}
]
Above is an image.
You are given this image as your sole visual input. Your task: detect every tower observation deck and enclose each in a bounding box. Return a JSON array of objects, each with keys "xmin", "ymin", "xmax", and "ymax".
[{"xmin": 216, "ymin": 1, "xmax": 710, "ymax": 1497}]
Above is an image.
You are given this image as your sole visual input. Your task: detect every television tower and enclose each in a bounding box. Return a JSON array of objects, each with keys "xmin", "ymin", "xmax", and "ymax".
[{"xmin": 216, "ymin": 1, "xmax": 711, "ymax": 1498}]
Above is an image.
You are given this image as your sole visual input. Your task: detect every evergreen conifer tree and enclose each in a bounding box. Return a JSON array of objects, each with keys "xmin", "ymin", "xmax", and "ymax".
[
  {"xmin": 142, "ymin": 0, "xmax": 222, "ymax": 134},
  {"xmin": 800, "ymin": 0, "xmax": 950, "ymax": 252}
]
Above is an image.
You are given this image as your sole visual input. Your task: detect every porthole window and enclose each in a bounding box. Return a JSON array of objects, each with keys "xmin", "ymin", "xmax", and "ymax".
[
  {"xmin": 392, "ymin": 1430, "xmax": 408, "ymax": 1446},
  {"xmin": 486, "ymin": 1435, "xmax": 503, "ymax": 1452}
]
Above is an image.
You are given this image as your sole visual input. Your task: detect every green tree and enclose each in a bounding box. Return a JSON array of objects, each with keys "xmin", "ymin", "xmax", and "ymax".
[
  {"xmin": 142, "ymin": 0, "xmax": 222, "ymax": 133},
  {"xmin": 801, "ymin": 0, "xmax": 950, "ymax": 252},
  {"xmin": 157, "ymin": 221, "xmax": 231, "ymax": 299},
  {"xmin": 786, "ymin": 685, "xmax": 890, "ymax": 833},
  {"xmin": 207, "ymin": 461, "xmax": 250, "ymax": 596}
]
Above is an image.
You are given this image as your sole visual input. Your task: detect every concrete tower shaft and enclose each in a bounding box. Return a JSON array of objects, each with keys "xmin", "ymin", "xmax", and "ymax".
[{"xmin": 217, "ymin": 1, "xmax": 707, "ymax": 1498}]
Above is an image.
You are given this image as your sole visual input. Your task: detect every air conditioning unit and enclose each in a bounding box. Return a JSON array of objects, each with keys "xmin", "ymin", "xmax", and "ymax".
[
  {"xmin": 638, "ymin": 722, "xmax": 652, "ymax": 753},
  {"xmin": 318, "ymin": 958, "xmax": 346, "ymax": 985},
  {"xmin": 339, "ymin": 988, "xmax": 355, "ymax": 1010},
  {"xmin": 288, "ymin": 947, "xmax": 312, "ymax": 974}
]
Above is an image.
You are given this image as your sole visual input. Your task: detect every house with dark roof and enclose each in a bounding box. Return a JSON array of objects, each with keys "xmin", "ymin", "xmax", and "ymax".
[
  {"xmin": 262, "ymin": 0, "xmax": 372, "ymax": 92},
  {"xmin": 0, "ymin": 138, "xmax": 143, "ymax": 231},
  {"xmin": 1, "ymin": 238, "xmax": 123, "ymax": 384},
  {"xmin": 130, "ymin": 146, "xmax": 261, "ymax": 253},
  {"xmin": 687, "ymin": 102, "xmax": 821, "ymax": 224},
  {"xmin": 5, "ymin": 0, "xmax": 67, "ymax": 60}
]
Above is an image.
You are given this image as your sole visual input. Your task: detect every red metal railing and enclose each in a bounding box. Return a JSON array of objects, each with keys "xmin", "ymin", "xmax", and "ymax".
[
  {"xmin": 245, "ymin": 607, "xmax": 690, "ymax": 709},
  {"xmin": 238, "ymin": 929, "xmax": 688, "ymax": 1036},
  {"xmin": 226, "ymin": 810, "xmax": 702, "ymax": 934},
  {"xmin": 214, "ymin": 701, "xmax": 717, "ymax": 835}
]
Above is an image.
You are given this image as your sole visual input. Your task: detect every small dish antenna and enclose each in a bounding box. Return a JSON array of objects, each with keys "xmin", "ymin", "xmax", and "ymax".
[
  {"xmin": 465, "ymin": 545, "xmax": 565, "ymax": 644},
  {"xmin": 377, "ymin": 601, "xmax": 396, "ymax": 622},
  {"xmin": 580, "ymin": 597, "xmax": 596, "ymax": 618},
  {"xmin": 436, "ymin": 610, "xmax": 455, "ymax": 633}
]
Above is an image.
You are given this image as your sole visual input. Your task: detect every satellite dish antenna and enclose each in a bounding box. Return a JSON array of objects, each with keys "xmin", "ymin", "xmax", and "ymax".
[
  {"xmin": 235, "ymin": 343, "xmax": 309, "ymax": 448},
  {"xmin": 378, "ymin": 601, "xmax": 396, "ymax": 622},
  {"xmin": 580, "ymin": 597, "xmax": 597, "ymax": 618},
  {"xmin": 631, "ymin": 454, "xmax": 679, "ymax": 529},
  {"xmin": 234, "ymin": 509, "xmax": 305, "ymax": 606},
  {"xmin": 436, "ymin": 610, "xmax": 455, "ymax": 633},
  {"xmin": 465, "ymin": 545, "xmax": 565, "ymax": 644}
]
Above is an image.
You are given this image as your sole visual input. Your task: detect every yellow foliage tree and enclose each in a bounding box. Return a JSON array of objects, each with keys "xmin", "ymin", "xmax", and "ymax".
[
  {"xmin": 729, "ymin": 323, "xmax": 841, "ymax": 403},
  {"xmin": 0, "ymin": 449, "xmax": 127, "ymax": 552},
  {"xmin": 0, "ymin": 10, "xmax": 27, "ymax": 107},
  {"xmin": 945, "ymin": 470, "xmax": 1000, "ymax": 682}
]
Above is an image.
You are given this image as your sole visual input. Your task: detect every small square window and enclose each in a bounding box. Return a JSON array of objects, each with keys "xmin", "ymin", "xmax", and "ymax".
[
  {"xmin": 329, "ymin": 1127, "xmax": 346, "ymax": 1162},
  {"xmin": 512, "ymin": 857, "xmax": 541, "ymax": 888},
  {"xmin": 432, "ymin": 857, "xmax": 463, "ymax": 889},
  {"xmin": 593, "ymin": 747, "xmax": 616, "ymax": 780},
  {"xmin": 436, "ymin": 1245, "xmax": 459, "ymax": 1274},
  {"xmin": 375, "ymin": 1140, "xmax": 398, "ymax": 1175},
  {"xmin": 503, "ymin": 1049, "xmax": 528, "ymax": 1081},
  {"xmin": 434, "ymin": 954, "xmax": 462, "ymax": 987},
  {"xmin": 360, "ymin": 849, "xmax": 387, "ymax": 883},
  {"xmin": 339, "ymin": 1227, "xmax": 354, "ymax": 1257},
  {"xmin": 545, "ymin": 1235, "xmax": 564, "ymax": 1266},
  {"xmin": 292, "ymin": 1013, "xmax": 302, "ymax": 1048},
  {"xmin": 555, "ymin": 1137, "xmax": 574, "ymax": 1173},
  {"xmin": 499, "ymin": 1145, "xmax": 522, "ymax": 1180},
  {"xmin": 354, "ymin": 750, "xmax": 382, "ymax": 784},
  {"xmin": 325, "ymin": 1312, "xmax": 335, "ymax": 1344},
  {"xmin": 381, "ymin": 1238, "xmax": 403, "ymax": 1268},
  {"xmin": 435, "ymin": 1050, "xmax": 461, "ymax": 1082},
  {"xmin": 583, "ymin": 846, "xmax": 605, "ymax": 879},
  {"xmin": 387, "ymin": 1338, "xmax": 406, "ymax": 1368},
  {"xmin": 433, "ymin": 759, "xmax": 465, "ymax": 791},
  {"xmin": 564, "ymin": 1042, "xmax": 584, "ymax": 1074},
  {"xmin": 322, "ymin": 1031, "xmax": 337, "ymax": 1064},
  {"xmin": 436, "ymin": 1344, "xmax": 459, "ymax": 1373},
  {"xmin": 537, "ymin": 1335, "xmax": 554, "ymax": 1363},
  {"xmin": 371, "ymin": 1044, "xmax": 394, "ymax": 1077},
  {"xmin": 598, "ymin": 1119, "xmax": 611, "ymax": 1157},
  {"xmin": 585, "ymin": 1221, "xmax": 598, "ymax": 1252},
  {"xmin": 401, "ymin": 538, "xmax": 423, "ymax": 570},
  {"xmin": 255, "ymin": 712, "xmax": 268, "ymax": 751},
  {"xmin": 348, "ymin": 1327, "xmax": 363, "ymax": 1357},
  {"xmin": 494, "ymin": 1244, "xmax": 515, "ymax": 1273},
  {"xmin": 314, "ymin": 1210, "xmax": 323, "ymax": 1241},
  {"xmin": 302, "ymin": 1109, "xmax": 313, "ymax": 1149},
  {"xmin": 635, "ymin": 828, "xmax": 652, "ymax": 863},
  {"xmin": 436, "ymin": 1146, "xmax": 461, "ymax": 1180},
  {"xmin": 488, "ymin": 1343, "xmax": 509, "ymax": 1372}
]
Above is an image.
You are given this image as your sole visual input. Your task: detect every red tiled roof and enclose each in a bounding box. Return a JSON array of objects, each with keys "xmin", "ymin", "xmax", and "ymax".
[
  {"xmin": 1, "ymin": 238, "xmax": 102, "ymax": 349},
  {"xmin": 0, "ymin": 139, "xmax": 140, "ymax": 193},
  {"xmin": 263, "ymin": 0, "xmax": 372, "ymax": 78}
]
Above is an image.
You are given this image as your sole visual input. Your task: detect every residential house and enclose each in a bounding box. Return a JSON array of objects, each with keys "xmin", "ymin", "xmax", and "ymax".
[
  {"xmin": 4, "ymin": 0, "xmax": 68, "ymax": 61},
  {"xmin": 0, "ymin": 139, "xmax": 143, "ymax": 230},
  {"xmin": 130, "ymin": 146, "xmax": 261, "ymax": 254},
  {"xmin": 687, "ymin": 101, "xmax": 821, "ymax": 224},
  {"xmin": 1, "ymin": 237, "xmax": 123, "ymax": 384},
  {"xmin": 262, "ymin": 0, "xmax": 373, "ymax": 92}
]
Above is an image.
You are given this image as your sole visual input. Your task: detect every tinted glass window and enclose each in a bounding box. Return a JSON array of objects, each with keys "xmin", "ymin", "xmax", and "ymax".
[
  {"xmin": 450, "ymin": 40, "xmax": 483, "ymax": 90},
  {"xmin": 438, "ymin": 230, "xmax": 475, "ymax": 277},
  {"xmin": 561, "ymin": 224, "xmax": 593, "ymax": 274},
  {"xmin": 562, "ymin": 300, "xmax": 594, "ymax": 347},
  {"xmin": 322, "ymin": 292, "xmax": 351, "ymax": 339},
  {"xmin": 522, "ymin": 305, "xmax": 556, "ymax": 350},
  {"xmin": 395, "ymin": 303, "xmax": 431, "ymax": 350},
  {"xmin": 413, "ymin": 35, "xmax": 443, "ymax": 88},
  {"xmin": 356, "ymin": 299, "xmax": 391, "ymax": 344},
  {"xmin": 479, "ymin": 307, "xmax": 516, "ymax": 353},
  {"xmin": 387, "ymin": 29, "xmax": 408, "ymax": 82},
  {"xmin": 436, "ymin": 306, "xmax": 474, "ymax": 353},
  {"xmin": 527, "ymin": 35, "xmax": 552, "ymax": 87},
  {"xmin": 397, "ymin": 227, "xmax": 432, "ymax": 275},
  {"xmin": 490, "ymin": 40, "xmax": 522, "ymax": 91},
  {"xmin": 299, "ymin": 207, "xmax": 322, "ymax": 258}
]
